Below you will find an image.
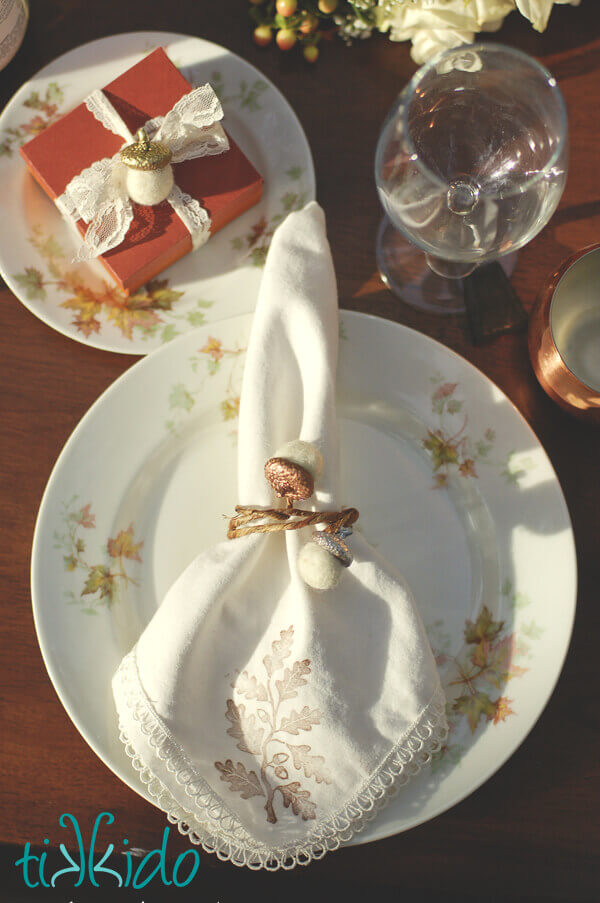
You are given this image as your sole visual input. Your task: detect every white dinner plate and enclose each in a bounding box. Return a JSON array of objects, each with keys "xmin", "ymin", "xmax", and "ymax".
[
  {"xmin": 31, "ymin": 312, "xmax": 576, "ymax": 846},
  {"xmin": 0, "ymin": 31, "xmax": 314, "ymax": 353}
]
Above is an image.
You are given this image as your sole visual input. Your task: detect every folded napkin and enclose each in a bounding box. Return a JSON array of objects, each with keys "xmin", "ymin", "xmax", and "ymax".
[{"xmin": 113, "ymin": 201, "xmax": 447, "ymax": 870}]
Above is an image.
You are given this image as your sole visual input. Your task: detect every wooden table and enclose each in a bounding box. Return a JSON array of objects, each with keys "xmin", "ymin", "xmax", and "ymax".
[{"xmin": 1, "ymin": 2, "xmax": 599, "ymax": 900}]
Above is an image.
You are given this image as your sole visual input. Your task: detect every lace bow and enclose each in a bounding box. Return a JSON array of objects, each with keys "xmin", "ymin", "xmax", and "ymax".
[{"xmin": 55, "ymin": 85, "xmax": 230, "ymax": 261}]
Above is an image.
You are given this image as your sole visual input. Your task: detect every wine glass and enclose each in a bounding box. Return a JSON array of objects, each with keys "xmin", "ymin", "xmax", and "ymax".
[{"xmin": 374, "ymin": 43, "xmax": 568, "ymax": 314}]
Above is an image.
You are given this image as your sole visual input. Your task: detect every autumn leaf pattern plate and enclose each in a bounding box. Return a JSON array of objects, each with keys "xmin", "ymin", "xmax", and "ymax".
[
  {"xmin": 31, "ymin": 312, "xmax": 576, "ymax": 845},
  {"xmin": 0, "ymin": 32, "xmax": 314, "ymax": 352}
]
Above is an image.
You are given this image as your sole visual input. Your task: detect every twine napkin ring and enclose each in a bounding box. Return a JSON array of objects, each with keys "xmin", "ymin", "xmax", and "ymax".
[{"xmin": 228, "ymin": 440, "xmax": 359, "ymax": 590}]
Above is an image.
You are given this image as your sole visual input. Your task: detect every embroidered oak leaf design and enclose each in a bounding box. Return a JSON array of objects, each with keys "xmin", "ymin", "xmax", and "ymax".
[
  {"xmin": 234, "ymin": 670, "xmax": 268, "ymax": 701},
  {"xmin": 216, "ymin": 625, "xmax": 326, "ymax": 824},
  {"xmin": 279, "ymin": 782, "xmax": 317, "ymax": 821},
  {"xmin": 286, "ymin": 744, "xmax": 332, "ymax": 784},
  {"xmin": 215, "ymin": 760, "xmax": 265, "ymax": 799},
  {"xmin": 280, "ymin": 706, "xmax": 321, "ymax": 735},
  {"xmin": 225, "ymin": 699, "xmax": 264, "ymax": 756},
  {"xmin": 263, "ymin": 625, "xmax": 294, "ymax": 676},
  {"xmin": 275, "ymin": 659, "xmax": 311, "ymax": 701}
]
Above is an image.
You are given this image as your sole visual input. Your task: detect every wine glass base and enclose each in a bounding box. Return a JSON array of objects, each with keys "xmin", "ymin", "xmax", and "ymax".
[{"xmin": 376, "ymin": 217, "xmax": 517, "ymax": 315}]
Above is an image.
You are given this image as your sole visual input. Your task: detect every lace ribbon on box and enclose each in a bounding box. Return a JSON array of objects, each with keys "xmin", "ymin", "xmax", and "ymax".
[{"xmin": 55, "ymin": 84, "xmax": 229, "ymax": 261}]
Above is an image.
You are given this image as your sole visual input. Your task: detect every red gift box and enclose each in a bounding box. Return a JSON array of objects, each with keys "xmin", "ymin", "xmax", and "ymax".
[{"xmin": 20, "ymin": 48, "xmax": 263, "ymax": 293}]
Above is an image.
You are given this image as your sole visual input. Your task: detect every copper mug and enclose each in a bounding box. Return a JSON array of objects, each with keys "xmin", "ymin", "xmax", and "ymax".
[{"xmin": 529, "ymin": 244, "xmax": 600, "ymax": 422}]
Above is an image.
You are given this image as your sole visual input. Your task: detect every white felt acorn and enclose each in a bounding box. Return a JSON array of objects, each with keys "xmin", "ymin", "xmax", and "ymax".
[
  {"xmin": 274, "ymin": 440, "xmax": 324, "ymax": 481},
  {"xmin": 120, "ymin": 128, "xmax": 174, "ymax": 206},
  {"xmin": 262, "ymin": 440, "xmax": 354, "ymax": 591},
  {"xmin": 297, "ymin": 530, "xmax": 353, "ymax": 591}
]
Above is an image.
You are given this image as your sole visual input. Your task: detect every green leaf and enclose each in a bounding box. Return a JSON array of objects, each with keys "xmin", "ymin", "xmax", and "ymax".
[
  {"xmin": 82, "ymin": 565, "xmax": 114, "ymax": 601},
  {"xmin": 23, "ymin": 91, "xmax": 40, "ymax": 109},
  {"xmin": 250, "ymin": 247, "xmax": 267, "ymax": 267},
  {"xmin": 423, "ymin": 430, "xmax": 459, "ymax": 471},
  {"xmin": 144, "ymin": 279, "xmax": 184, "ymax": 310},
  {"xmin": 14, "ymin": 267, "xmax": 45, "ymax": 300},
  {"xmin": 522, "ymin": 620, "xmax": 544, "ymax": 639},
  {"xmin": 45, "ymin": 83, "xmax": 64, "ymax": 105},
  {"xmin": 186, "ymin": 310, "xmax": 205, "ymax": 327},
  {"xmin": 39, "ymin": 236, "xmax": 65, "ymax": 260},
  {"xmin": 464, "ymin": 605, "xmax": 503, "ymax": 646},
  {"xmin": 447, "ymin": 399, "xmax": 462, "ymax": 414},
  {"xmin": 63, "ymin": 555, "xmax": 77, "ymax": 572},
  {"xmin": 285, "ymin": 165, "xmax": 303, "ymax": 180},
  {"xmin": 281, "ymin": 192, "xmax": 299, "ymax": 212},
  {"xmin": 453, "ymin": 691, "xmax": 497, "ymax": 732},
  {"xmin": 169, "ymin": 383, "xmax": 194, "ymax": 412},
  {"xmin": 160, "ymin": 324, "xmax": 178, "ymax": 343}
]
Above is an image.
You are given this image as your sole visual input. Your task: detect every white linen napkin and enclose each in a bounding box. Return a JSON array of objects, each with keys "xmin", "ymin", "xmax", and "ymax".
[{"xmin": 113, "ymin": 201, "xmax": 447, "ymax": 870}]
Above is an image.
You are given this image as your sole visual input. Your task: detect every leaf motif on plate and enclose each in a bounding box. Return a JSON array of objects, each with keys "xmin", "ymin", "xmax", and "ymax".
[
  {"xmin": 16, "ymin": 225, "xmax": 199, "ymax": 343},
  {"xmin": 422, "ymin": 376, "xmax": 520, "ymax": 488},
  {"xmin": 452, "ymin": 691, "xmax": 497, "ymax": 732},
  {"xmin": 82, "ymin": 565, "xmax": 114, "ymax": 601},
  {"xmin": 107, "ymin": 524, "xmax": 143, "ymax": 562},
  {"xmin": 14, "ymin": 266, "xmax": 46, "ymax": 301},
  {"xmin": 56, "ymin": 499, "xmax": 142, "ymax": 613},
  {"xmin": 464, "ymin": 605, "xmax": 504, "ymax": 646}
]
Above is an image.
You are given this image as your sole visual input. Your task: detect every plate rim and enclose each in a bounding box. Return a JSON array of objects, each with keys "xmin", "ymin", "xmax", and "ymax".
[
  {"xmin": 0, "ymin": 29, "xmax": 316, "ymax": 354},
  {"xmin": 30, "ymin": 309, "xmax": 577, "ymax": 846}
]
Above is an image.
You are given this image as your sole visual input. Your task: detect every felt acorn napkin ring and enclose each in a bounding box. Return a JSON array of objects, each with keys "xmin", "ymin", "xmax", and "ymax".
[{"xmin": 227, "ymin": 439, "xmax": 359, "ymax": 590}]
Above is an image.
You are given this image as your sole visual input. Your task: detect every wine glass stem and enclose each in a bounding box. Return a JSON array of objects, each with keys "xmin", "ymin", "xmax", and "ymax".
[{"xmin": 425, "ymin": 254, "xmax": 478, "ymax": 279}]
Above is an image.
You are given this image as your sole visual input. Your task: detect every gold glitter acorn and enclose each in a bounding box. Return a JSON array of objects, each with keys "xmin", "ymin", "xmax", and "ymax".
[
  {"xmin": 264, "ymin": 457, "xmax": 314, "ymax": 501},
  {"xmin": 120, "ymin": 128, "xmax": 174, "ymax": 206}
]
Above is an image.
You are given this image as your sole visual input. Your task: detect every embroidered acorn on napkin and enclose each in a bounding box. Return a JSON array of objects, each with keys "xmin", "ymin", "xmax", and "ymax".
[{"xmin": 112, "ymin": 201, "xmax": 447, "ymax": 870}]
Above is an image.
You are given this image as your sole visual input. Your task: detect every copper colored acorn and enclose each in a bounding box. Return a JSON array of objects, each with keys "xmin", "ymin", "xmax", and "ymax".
[{"xmin": 264, "ymin": 457, "xmax": 314, "ymax": 500}]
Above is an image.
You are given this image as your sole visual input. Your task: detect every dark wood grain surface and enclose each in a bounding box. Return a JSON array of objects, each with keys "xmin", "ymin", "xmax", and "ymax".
[{"xmin": 1, "ymin": 2, "xmax": 600, "ymax": 900}]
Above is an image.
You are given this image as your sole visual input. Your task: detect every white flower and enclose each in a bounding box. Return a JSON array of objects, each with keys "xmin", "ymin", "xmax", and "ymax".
[
  {"xmin": 515, "ymin": 0, "xmax": 580, "ymax": 33},
  {"xmin": 377, "ymin": 0, "xmax": 580, "ymax": 63}
]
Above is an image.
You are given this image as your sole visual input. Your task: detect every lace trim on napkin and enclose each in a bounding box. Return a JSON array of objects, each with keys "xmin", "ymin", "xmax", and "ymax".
[{"xmin": 113, "ymin": 648, "xmax": 448, "ymax": 871}]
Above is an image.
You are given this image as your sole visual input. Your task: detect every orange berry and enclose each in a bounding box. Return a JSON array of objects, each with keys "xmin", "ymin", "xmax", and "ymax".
[
  {"xmin": 299, "ymin": 13, "xmax": 318, "ymax": 34},
  {"xmin": 318, "ymin": 0, "xmax": 338, "ymax": 12},
  {"xmin": 276, "ymin": 28, "xmax": 297, "ymax": 51},
  {"xmin": 253, "ymin": 25, "xmax": 272, "ymax": 47},
  {"xmin": 303, "ymin": 45, "xmax": 319, "ymax": 63},
  {"xmin": 276, "ymin": 0, "xmax": 297, "ymax": 15}
]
